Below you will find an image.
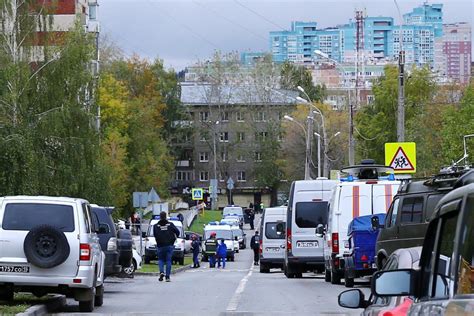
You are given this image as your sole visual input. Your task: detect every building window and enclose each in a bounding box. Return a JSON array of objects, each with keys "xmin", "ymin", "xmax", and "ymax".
[
  {"xmin": 176, "ymin": 171, "xmax": 192, "ymax": 181},
  {"xmin": 255, "ymin": 152, "xmax": 262, "ymax": 162},
  {"xmin": 199, "ymin": 171, "xmax": 209, "ymax": 182},
  {"xmin": 255, "ymin": 112, "xmax": 266, "ymax": 122},
  {"xmin": 256, "ymin": 131, "xmax": 268, "ymax": 141},
  {"xmin": 221, "ymin": 151, "xmax": 227, "ymax": 162},
  {"xmin": 237, "ymin": 154, "xmax": 245, "ymax": 162},
  {"xmin": 199, "ymin": 152, "xmax": 209, "ymax": 162},
  {"xmin": 220, "ymin": 112, "xmax": 229, "ymax": 122},
  {"xmin": 237, "ymin": 171, "xmax": 246, "ymax": 182},
  {"xmin": 89, "ymin": 4, "xmax": 98, "ymax": 20},
  {"xmin": 219, "ymin": 132, "xmax": 229, "ymax": 142},
  {"xmin": 199, "ymin": 111, "xmax": 209, "ymax": 121},
  {"xmin": 236, "ymin": 112, "xmax": 244, "ymax": 122},
  {"xmin": 200, "ymin": 132, "xmax": 208, "ymax": 142},
  {"xmin": 237, "ymin": 132, "xmax": 245, "ymax": 142}
]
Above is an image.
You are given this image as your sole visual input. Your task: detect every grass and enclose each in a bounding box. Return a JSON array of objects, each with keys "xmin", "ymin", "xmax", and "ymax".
[
  {"xmin": 188, "ymin": 210, "xmax": 222, "ymax": 235},
  {"xmin": 0, "ymin": 293, "xmax": 50, "ymax": 315},
  {"xmin": 141, "ymin": 256, "xmax": 194, "ymax": 273}
]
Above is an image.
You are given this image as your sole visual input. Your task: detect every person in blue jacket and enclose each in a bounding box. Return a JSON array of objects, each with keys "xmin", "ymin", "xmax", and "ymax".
[
  {"xmin": 191, "ymin": 234, "xmax": 200, "ymax": 268},
  {"xmin": 216, "ymin": 239, "xmax": 227, "ymax": 269}
]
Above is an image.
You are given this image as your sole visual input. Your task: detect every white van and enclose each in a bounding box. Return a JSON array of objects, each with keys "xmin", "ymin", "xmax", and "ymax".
[
  {"xmin": 284, "ymin": 178, "xmax": 338, "ymax": 278},
  {"xmin": 144, "ymin": 217, "xmax": 187, "ymax": 265},
  {"xmin": 259, "ymin": 206, "xmax": 287, "ymax": 273},
  {"xmin": 324, "ymin": 161, "xmax": 400, "ymax": 285},
  {"xmin": 201, "ymin": 223, "xmax": 237, "ymax": 261}
]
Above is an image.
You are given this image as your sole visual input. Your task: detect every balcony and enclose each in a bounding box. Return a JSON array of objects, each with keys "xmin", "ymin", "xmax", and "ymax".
[{"xmin": 176, "ymin": 160, "xmax": 192, "ymax": 168}]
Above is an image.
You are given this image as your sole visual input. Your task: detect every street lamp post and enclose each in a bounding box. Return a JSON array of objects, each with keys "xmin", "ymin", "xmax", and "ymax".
[
  {"xmin": 313, "ymin": 132, "xmax": 322, "ymax": 178},
  {"xmin": 284, "ymin": 115, "xmax": 311, "ymax": 179},
  {"xmin": 314, "ymin": 49, "xmax": 355, "ymax": 166}
]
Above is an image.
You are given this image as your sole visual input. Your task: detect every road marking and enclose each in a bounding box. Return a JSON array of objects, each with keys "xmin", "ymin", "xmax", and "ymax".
[{"xmin": 226, "ymin": 263, "xmax": 254, "ymax": 312}]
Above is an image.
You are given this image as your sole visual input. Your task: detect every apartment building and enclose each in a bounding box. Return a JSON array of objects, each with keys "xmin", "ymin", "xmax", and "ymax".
[
  {"xmin": 440, "ymin": 23, "xmax": 471, "ymax": 84},
  {"xmin": 173, "ymin": 82, "xmax": 297, "ymax": 208}
]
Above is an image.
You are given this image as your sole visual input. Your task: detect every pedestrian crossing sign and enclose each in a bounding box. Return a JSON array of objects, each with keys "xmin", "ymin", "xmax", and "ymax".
[
  {"xmin": 192, "ymin": 188, "xmax": 204, "ymax": 200},
  {"xmin": 385, "ymin": 142, "xmax": 416, "ymax": 174}
]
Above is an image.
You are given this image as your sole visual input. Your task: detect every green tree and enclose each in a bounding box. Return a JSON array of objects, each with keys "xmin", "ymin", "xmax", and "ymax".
[{"xmin": 280, "ymin": 61, "xmax": 326, "ymax": 102}]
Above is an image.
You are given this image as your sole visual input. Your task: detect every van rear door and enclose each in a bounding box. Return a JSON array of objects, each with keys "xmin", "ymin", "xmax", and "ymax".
[
  {"xmin": 292, "ymin": 201, "xmax": 328, "ymax": 258},
  {"xmin": 262, "ymin": 216, "xmax": 286, "ymax": 260}
]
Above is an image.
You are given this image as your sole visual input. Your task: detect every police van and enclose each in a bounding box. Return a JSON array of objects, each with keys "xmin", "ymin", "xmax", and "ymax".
[
  {"xmin": 144, "ymin": 216, "xmax": 186, "ymax": 265},
  {"xmin": 324, "ymin": 160, "xmax": 400, "ymax": 285},
  {"xmin": 201, "ymin": 222, "xmax": 237, "ymax": 261},
  {"xmin": 260, "ymin": 206, "xmax": 287, "ymax": 273},
  {"xmin": 284, "ymin": 178, "xmax": 338, "ymax": 278}
]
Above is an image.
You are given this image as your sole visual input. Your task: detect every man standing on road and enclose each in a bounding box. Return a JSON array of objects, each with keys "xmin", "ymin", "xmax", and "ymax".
[
  {"xmin": 153, "ymin": 211, "xmax": 180, "ymax": 282},
  {"xmin": 205, "ymin": 232, "xmax": 218, "ymax": 268},
  {"xmin": 249, "ymin": 209, "xmax": 255, "ymax": 230},
  {"xmin": 191, "ymin": 235, "xmax": 200, "ymax": 268},
  {"xmin": 250, "ymin": 231, "xmax": 260, "ymax": 266}
]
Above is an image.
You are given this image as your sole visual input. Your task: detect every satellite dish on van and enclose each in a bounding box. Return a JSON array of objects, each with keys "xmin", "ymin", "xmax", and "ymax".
[{"xmin": 341, "ymin": 159, "xmax": 394, "ymax": 180}]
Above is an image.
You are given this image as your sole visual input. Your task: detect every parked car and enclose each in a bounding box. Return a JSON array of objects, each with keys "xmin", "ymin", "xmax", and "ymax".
[
  {"xmin": 91, "ymin": 205, "xmax": 133, "ymax": 277},
  {"xmin": 122, "ymin": 248, "xmax": 142, "ymax": 277},
  {"xmin": 340, "ymin": 170, "xmax": 474, "ymax": 315},
  {"xmin": 144, "ymin": 217, "xmax": 186, "ymax": 265},
  {"xmin": 260, "ymin": 206, "xmax": 286, "ymax": 273},
  {"xmin": 325, "ymin": 160, "xmax": 400, "ymax": 284},
  {"xmin": 221, "ymin": 217, "xmax": 240, "ymax": 227},
  {"xmin": 230, "ymin": 226, "xmax": 246, "ymax": 249},
  {"xmin": 222, "ymin": 206, "xmax": 244, "ymax": 227},
  {"xmin": 284, "ymin": 178, "xmax": 338, "ymax": 278},
  {"xmin": 0, "ymin": 196, "xmax": 105, "ymax": 312},
  {"xmin": 343, "ymin": 213, "xmax": 386, "ymax": 288},
  {"xmin": 375, "ymin": 168, "xmax": 468, "ymax": 269},
  {"xmin": 201, "ymin": 223, "xmax": 236, "ymax": 261},
  {"xmin": 339, "ymin": 247, "xmax": 421, "ymax": 315}
]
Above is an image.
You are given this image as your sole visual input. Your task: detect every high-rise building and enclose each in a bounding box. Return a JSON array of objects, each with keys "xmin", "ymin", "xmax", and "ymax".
[{"xmin": 440, "ymin": 23, "xmax": 472, "ymax": 84}]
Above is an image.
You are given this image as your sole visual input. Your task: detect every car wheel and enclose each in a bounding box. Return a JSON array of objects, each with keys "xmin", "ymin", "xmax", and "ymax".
[
  {"xmin": 259, "ymin": 264, "xmax": 270, "ymax": 273},
  {"xmin": 122, "ymin": 259, "xmax": 136, "ymax": 276},
  {"xmin": 144, "ymin": 256, "xmax": 151, "ymax": 264},
  {"xmin": 95, "ymin": 284, "xmax": 104, "ymax": 307},
  {"xmin": 0, "ymin": 288, "xmax": 14, "ymax": 302},
  {"xmin": 79, "ymin": 298, "xmax": 95, "ymax": 313},
  {"xmin": 345, "ymin": 276, "xmax": 354, "ymax": 288},
  {"xmin": 23, "ymin": 224, "xmax": 70, "ymax": 269},
  {"xmin": 324, "ymin": 269, "xmax": 331, "ymax": 282},
  {"xmin": 331, "ymin": 271, "xmax": 341, "ymax": 285}
]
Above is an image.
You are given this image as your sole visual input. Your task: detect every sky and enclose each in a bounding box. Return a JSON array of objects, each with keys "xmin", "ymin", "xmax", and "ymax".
[{"xmin": 100, "ymin": 0, "xmax": 473, "ymax": 71}]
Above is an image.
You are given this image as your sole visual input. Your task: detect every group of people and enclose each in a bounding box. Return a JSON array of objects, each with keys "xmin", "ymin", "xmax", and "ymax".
[{"xmin": 151, "ymin": 208, "xmax": 262, "ymax": 282}]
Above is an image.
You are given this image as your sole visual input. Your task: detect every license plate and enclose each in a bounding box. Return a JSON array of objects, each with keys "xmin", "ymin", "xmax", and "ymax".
[
  {"xmin": 0, "ymin": 265, "xmax": 30, "ymax": 273},
  {"xmin": 265, "ymin": 247, "xmax": 280, "ymax": 252},
  {"xmin": 296, "ymin": 241, "xmax": 318, "ymax": 248}
]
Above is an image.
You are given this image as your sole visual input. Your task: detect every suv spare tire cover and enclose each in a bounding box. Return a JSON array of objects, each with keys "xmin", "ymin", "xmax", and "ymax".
[{"xmin": 24, "ymin": 224, "xmax": 70, "ymax": 269}]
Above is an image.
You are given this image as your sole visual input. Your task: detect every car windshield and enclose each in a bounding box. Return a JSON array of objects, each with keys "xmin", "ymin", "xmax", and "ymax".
[
  {"xmin": 223, "ymin": 208, "xmax": 243, "ymax": 216},
  {"xmin": 295, "ymin": 201, "xmax": 328, "ymax": 228},
  {"xmin": 221, "ymin": 219, "xmax": 239, "ymax": 225},
  {"xmin": 205, "ymin": 229, "xmax": 233, "ymax": 240},
  {"xmin": 2, "ymin": 203, "xmax": 75, "ymax": 232},
  {"xmin": 232, "ymin": 229, "xmax": 243, "ymax": 237},
  {"xmin": 147, "ymin": 222, "xmax": 184, "ymax": 238}
]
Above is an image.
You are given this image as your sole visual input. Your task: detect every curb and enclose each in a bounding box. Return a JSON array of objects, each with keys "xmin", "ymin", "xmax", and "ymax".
[
  {"xmin": 135, "ymin": 264, "xmax": 192, "ymax": 276},
  {"xmin": 17, "ymin": 295, "xmax": 66, "ymax": 316}
]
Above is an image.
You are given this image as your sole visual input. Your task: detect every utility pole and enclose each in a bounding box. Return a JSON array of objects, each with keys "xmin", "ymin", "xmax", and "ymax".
[
  {"xmin": 397, "ymin": 50, "xmax": 405, "ymax": 142},
  {"xmin": 305, "ymin": 110, "xmax": 314, "ymax": 180}
]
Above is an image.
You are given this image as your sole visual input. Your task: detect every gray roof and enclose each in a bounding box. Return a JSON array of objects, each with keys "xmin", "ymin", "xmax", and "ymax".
[{"xmin": 180, "ymin": 83, "xmax": 298, "ymax": 106}]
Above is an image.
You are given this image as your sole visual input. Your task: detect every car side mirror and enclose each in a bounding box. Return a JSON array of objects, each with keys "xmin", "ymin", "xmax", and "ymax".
[
  {"xmin": 315, "ymin": 224, "xmax": 325, "ymax": 236},
  {"xmin": 371, "ymin": 216, "xmax": 383, "ymax": 230},
  {"xmin": 338, "ymin": 289, "xmax": 368, "ymax": 309},
  {"xmin": 372, "ymin": 269, "xmax": 417, "ymax": 297},
  {"xmin": 98, "ymin": 224, "xmax": 110, "ymax": 234},
  {"xmin": 141, "ymin": 231, "xmax": 147, "ymax": 238}
]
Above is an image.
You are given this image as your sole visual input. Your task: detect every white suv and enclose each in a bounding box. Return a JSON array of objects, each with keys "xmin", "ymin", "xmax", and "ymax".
[{"xmin": 0, "ymin": 196, "xmax": 105, "ymax": 312}]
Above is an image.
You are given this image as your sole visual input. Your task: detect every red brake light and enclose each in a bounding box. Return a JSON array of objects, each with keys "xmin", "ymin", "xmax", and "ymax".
[
  {"xmin": 259, "ymin": 238, "xmax": 263, "ymax": 254},
  {"xmin": 366, "ymin": 181, "xmax": 378, "ymax": 184},
  {"xmin": 361, "ymin": 254, "xmax": 368, "ymax": 261},
  {"xmin": 331, "ymin": 233, "xmax": 339, "ymax": 253},
  {"xmin": 80, "ymin": 243, "xmax": 91, "ymax": 261},
  {"xmin": 286, "ymin": 228, "xmax": 292, "ymax": 252}
]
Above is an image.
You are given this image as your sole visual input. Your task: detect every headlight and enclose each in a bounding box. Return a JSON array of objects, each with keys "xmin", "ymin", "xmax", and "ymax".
[{"xmin": 107, "ymin": 237, "xmax": 117, "ymax": 251}]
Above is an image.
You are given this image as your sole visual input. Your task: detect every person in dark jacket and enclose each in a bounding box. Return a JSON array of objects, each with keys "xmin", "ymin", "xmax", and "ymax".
[
  {"xmin": 250, "ymin": 231, "xmax": 260, "ymax": 265},
  {"xmin": 249, "ymin": 209, "xmax": 255, "ymax": 230},
  {"xmin": 191, "ymin": 234, "xmax": 200, "ymax": 268},
  {"xmin": 216, "ymin": 239, "xmax": 227, "ymax": 269},
  {"xmin": 153, "ymin": 211, "xmax": 180, "ymax": 282},
  {"xmin": 205, "ymin": 232, "xmax": 218, "ymax": 268}
]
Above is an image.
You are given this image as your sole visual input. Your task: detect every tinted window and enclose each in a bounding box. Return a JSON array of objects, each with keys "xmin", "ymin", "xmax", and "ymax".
[
  {"xmin": 265, "ymin": 222, "xmax": 285, "ymax": 239},
  {"xmin": 2, "ymin": 203, "xmax": 75, "ymax": 232},
  {"xmin": 401, "ymin": 197, "xmax": 423, "ymax": 223},
  {"xmin": 432, "ymin": 211, "xmax": 458, "ymax": 298},
  {"xmin": 426, "ymin": 194, "xmax": 443, "ymax": 220},
  {"xmin": 295, "ymin": 201, "xmax": 328, "ymax": 228},
  {"xmin": 387, "ymin": 198, "xmax": 400, "ymax": 227},
  {"xmin": 456, "ymin": 195, "xmax": 474, "ymax": 295}
]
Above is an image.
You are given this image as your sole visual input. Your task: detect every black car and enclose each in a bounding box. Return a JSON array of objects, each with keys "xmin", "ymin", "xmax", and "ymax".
[{"xmin": 91, "ymin": 205, "xmax": 133, "ymax": 276}]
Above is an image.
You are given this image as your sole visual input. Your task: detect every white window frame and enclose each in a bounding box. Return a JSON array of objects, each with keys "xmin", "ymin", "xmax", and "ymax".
[
  {"xmin": 237, "ymin": 154, "xmax": 245, "ymax": 162},
  {"xmin": 238, "ymin": 132, "xmax": 245, "ymax": 142},
  {"xmin": 199, "ymin": 171, "xmax": 209, "ymax": 182},
  {"xmin": 237, "ymin": 171, "xmax": 246, "ymax": 182},
  {"xmin": 199, "ymin": 152, "xmax": 209, "ymax": 162},
  {"xmin": 199, "ymin": 111, "xmax": 209, "ymax": 121},
  {"xmin": 219, "ymin": 132, "xmax": 229, "ymax": 142},
  {"xmin": 236, "ymin": 112, "xmax": 244, "ymax": 122}
]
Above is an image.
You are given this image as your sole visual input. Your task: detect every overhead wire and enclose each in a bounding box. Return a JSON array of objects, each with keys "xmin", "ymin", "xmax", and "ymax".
[{"xmin": 232, "ymin": 0, "xmax": 287, "ymax": 31}]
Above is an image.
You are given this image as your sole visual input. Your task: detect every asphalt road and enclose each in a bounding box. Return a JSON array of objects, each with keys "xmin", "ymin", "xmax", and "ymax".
[{"xmin": 56, "ymin": 218, "xmax": 369, "ymax": 315}]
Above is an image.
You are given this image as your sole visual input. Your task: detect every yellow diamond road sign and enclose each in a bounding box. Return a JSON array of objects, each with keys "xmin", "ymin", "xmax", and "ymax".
[
  {"xmin": 385, "ymin": 142, "xmax": 416, "ymax": 174},
  {"xmin": 191, "ymin": 188, "xmax": 204, "ymax": 201}
]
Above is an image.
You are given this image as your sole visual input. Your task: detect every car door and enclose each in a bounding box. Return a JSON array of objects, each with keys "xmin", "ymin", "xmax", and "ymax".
[
  {"xmin": 263, "ymin": 217, "xmax": 285, "ymax": 260},
  {"xmin": 376, "ymin": 197, "xmax": 400, "ymax": 261}
]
